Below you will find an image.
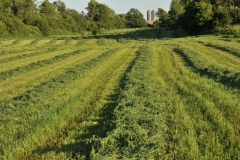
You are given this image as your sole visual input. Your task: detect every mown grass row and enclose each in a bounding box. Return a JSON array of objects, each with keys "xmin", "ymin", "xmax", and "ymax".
[
  {"xmin": 23, "ymin": 47, "xmax": 138, "ymax": 160},
  {"xmin": 0, "ymin": 48, "xmax": 120, "ymax": 159},
  {"xmin": 172, "ymin": 45, "xmax": 240, "ymax": 88},
  {"xmin": 203, "ymin": 42, "xmax": 240, "ymax": 58},
  {"xmin": 0, "ymin": 45, "xmax": 86, "ymax": 73},
  {"xmin": 89, "ymin": 41, "xmax": 240, "ymax": 159},
  {"xmin": 169, "ymin": 46, "xmax": 240, "ymax": 159},
  {"xmin": 0, "ymin": 49, "xmax": 103, "ymax": 102},
  {"xmin": 177, "ymin": 40, "xmax": 240, "ymax": 70},
  {"xmin": 0, "ymin": 38, "xmax": 77, "ymax": 57},
  {"xmin": 0, "ymin": 48, "xmax": 90, "ymax": 80},
  {"xmin": 1, "ymin": 31, "xmax": 240, "ymax": 159},
  {"xmin": 91, "ymin": 46, "xmax": 167, "ymax": 159},
  {"xmin": 153, "ymin": 44, "xmax": 240, "ymax": 159}
]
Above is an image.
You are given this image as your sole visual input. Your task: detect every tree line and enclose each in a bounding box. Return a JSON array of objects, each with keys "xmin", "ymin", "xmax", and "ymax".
[
  {"xmin": 156, "ymin": 0, "xmax": 240, "ymax": 33},
  {"xmin": 1, "ymin": 0, "xmax": 239, "ymax": 37},
  {"xmin": 0, "ymin": 0, "xmax": 147, "ymax": 37}
]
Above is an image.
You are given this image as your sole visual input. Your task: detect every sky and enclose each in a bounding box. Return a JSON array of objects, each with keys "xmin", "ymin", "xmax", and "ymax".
[{"xmin": 48, "ymin": 0, "xmax": 172, "ymax": 20}]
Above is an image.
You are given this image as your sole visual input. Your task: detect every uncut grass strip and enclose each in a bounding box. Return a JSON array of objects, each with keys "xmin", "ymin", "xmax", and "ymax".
[
  {"xmin": 0, "ymin": 48, "xmax": 91, "ymax": 80},
  {"xmin": 0, "ymin": 49, "xmax": 103, "ymax": 101},
  {"xmin": 22, "ymin": 48, "xmax": 138, "ymax": 159},
  {"xmin": 0, "ymin": 48, "xmax": 128, "ymax": 159}
]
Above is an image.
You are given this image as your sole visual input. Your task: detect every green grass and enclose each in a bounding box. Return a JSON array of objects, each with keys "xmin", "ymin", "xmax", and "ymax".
[{"xmin": 0, "ymin": 28, "xmax": 240, "ymax": 159}]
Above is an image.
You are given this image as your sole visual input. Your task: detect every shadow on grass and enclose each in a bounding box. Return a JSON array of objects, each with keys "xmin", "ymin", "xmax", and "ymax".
[{"xmin": 57, "ymin": 28, "xmax": 189, "ymax": 41}]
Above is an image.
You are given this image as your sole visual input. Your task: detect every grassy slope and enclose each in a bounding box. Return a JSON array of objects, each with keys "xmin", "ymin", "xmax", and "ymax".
[{"xmin": 0, "ymin": 29, "xmax": 240, "ymax": 159}]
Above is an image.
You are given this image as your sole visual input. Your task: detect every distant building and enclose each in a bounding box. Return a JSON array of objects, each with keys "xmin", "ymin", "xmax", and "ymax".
[
  {"xmin": 147, "ymin": 10, "xmax": 157, "ymax": 25},
  {"xmin": 147, "ymin": 10, "xmax": 157, "ymax": 22},
  {"xmin": 147, "ymin": 21, "xmax": 154, "ymax": 25},
  {"xmin": 147, "ymin": 10, "xmax": 151, "ymax": 22},
  {"xmin": 151, "ymin": 10, "xmax": 156, "ymax": 21}
]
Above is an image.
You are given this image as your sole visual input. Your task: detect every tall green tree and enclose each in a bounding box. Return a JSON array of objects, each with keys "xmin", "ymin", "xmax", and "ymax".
[
  {"xmin": 168, "ymin": 0, "xmax": 185, "ymax": 26},
  {"xmin": 182, "ymin": 1, "xmax": 214, "ymax": 32},
  {"xmin": 156, "ymin": 8, "xmax": 170, "ymax": 27},
  {"xmin": 126, "ymin": 8, "xmax": 147, "ymax": 28},
  {"xmin": 0, "ymin": 0, "xmax": 13, "ymax": 20},
  {"xmin": 12, "ymin": 0, "xmax": 37, "ymax": 24},
  {"xmin": 213, "ymin": 5, "xmax": 233, "ymax": 27},
  {"xmin": 86, "ymin": 0, "xmax": 126, "ymax": 31},
  {"xmin": 53, "ymin": 0, "xmax": 66, "ymax": 13},
  {"xmin": 86, "ymin": 0, "xmax": 98, "ymax": 20},
  {"xmin": 39, "ymin": 0, "xmax": 57, "ymax": 16}
]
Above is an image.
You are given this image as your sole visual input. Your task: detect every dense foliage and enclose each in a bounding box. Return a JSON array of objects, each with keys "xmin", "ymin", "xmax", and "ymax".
[
  {"xmin": 156, "ymin": 0, "xmax": 240, "ymax": 33},
  {"xmin": 0, "ymin": 0, "xmax": 148, "ymax": 37}
]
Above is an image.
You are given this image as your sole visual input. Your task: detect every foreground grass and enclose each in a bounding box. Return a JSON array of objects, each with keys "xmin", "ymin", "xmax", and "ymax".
[{"xmin": 0, "ymin": 29, "xmax": 240, "ymax": 159}]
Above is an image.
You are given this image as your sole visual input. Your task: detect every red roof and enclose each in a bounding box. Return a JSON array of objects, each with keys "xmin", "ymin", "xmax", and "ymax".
[{"xmin": 147, "ymin": 21, "xmax": 154, "ymax": 25}]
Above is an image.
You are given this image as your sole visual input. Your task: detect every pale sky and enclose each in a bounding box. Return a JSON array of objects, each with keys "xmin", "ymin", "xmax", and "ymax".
[{"xmin": 48, "ymin": 0, "xmax": 172, "ymax": 19}]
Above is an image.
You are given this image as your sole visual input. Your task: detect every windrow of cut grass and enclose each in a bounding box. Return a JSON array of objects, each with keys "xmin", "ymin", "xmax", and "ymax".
[
  {"xmin": 91, "ymin": 45, "xmax": 167, "ymax": 159},
  {"xmin": 196, "ymin": 38, "xmax": 240, "ymax": 58},
  {"xmin": 172, "ymin": 44, "xmax": 240, "ymax": 88},
  {"xmin": 181, "ymin": 41, "xmax": 240, "ymax": 70},
  {"xmin": 0, "ymin": 45, "xmax": 88, "ymax": 73},
  {"xmin": 0, "ymin": 49, "xmax": 103, "ymax": 101},
  {"xmin": 0, "ymin": 38, "xmax": 79, "ymax": 58},
  {"xmin": 0, "ymin": 47, "xmax": 122, "ymax": 159},
  {"xmin": 23, "ymin": 47, "xmax": 139, "ymax": 160},
  {"xmin": 147, "ymin": 43, "xmax": 240, "ymax": 159},
  {"xmin": 0, "ymin": 48, "xmax": 91, "ymax": 80},
  {"xmin": 89, "ymin": 39, "xmax": 240, "ymax": 159},
  {"xmin": 203, "ymin": 42, "xmax": 240, "ymax": 58},
  {"xmin": 1, "ymin": 29, "xmax": 240, "ymax": 159}
]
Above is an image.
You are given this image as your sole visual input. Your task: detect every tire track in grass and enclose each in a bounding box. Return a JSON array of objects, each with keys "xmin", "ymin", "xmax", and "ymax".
[{"xmin": 0, "ymin": 49, "xmax": 103, "ymax": 101}]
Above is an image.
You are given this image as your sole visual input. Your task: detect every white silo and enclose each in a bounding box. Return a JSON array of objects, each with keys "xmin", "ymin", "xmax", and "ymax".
[
  {"xmin": 147, "ymin": 10, "xmax": 151, "ymax": 21},
  {"xmin": 151, "ymin": 10, "xmax": 156, "ymax": 21}
]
